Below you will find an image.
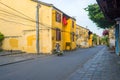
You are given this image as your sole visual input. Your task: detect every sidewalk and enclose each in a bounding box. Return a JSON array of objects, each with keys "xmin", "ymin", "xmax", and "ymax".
[
  {"xmin": 67, "ymin": 47, "xmax": 120, "ymax": 80},
  {"xmin": 0, "ymin": 51, "xmax": 22, "ymax": 56},
  {"xmin": 0, "ymin": 52, "xmax": 47, "ymax": 66}
]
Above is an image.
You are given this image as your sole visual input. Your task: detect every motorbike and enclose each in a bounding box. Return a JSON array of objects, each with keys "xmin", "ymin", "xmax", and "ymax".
[{"xmin": 54, "ymin": 43, "xmax": 63, "ymax": 56}]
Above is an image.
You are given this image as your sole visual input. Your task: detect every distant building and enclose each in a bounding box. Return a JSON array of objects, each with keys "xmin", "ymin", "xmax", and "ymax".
[
  {"xmin": 96, "ymin": 35, "xmax": 101, "ymax": 45},
  {"xmin": 88, "ymin": 31, "xmax": 93, "ymax": 47},
  {"xmin": 76, "ymin": 25, "xmax": 89, "ymax": 48}
]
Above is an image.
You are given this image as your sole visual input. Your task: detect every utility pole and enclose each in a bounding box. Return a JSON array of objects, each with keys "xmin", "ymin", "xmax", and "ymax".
[{"xmin": 36, "ymin": 3, "xmax": 40, "ymax": 54}]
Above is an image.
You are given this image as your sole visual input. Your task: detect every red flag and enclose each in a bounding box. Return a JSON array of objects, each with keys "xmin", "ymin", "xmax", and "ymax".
[{"xmin": 62, "ymin": 16, "xmax": 67, "ymax": 26}]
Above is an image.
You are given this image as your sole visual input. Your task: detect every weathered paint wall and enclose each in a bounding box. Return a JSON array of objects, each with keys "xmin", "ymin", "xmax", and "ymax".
[
  {"xmin": 39, "ymin": 29, "xmax": 52, "ymax": 54},
  {"xmin": 21, "ymin": 2, "xmax": 53, "ymax": 54},
  {"xmin": 21, "ymin": 31, "xmax": 36, "ymax": 53},
  {"xmin": 0, "ymin": 0, "xmax": 37, "ymax": 51},
  {"xmin": 76, "ymin": 25, "xmax": 82, "ymax": 47},
  {"xmin": 62, "ymin": 18, "xmax": 76, "ymax": 50},
  {"xmin": 83, "ymin": 28, "xmax": 89, "ymax": 48},
  {"xmin": 2, "ymin": 37, "xmax": 20, "ymax": 50},
  {"xmin": 62, "ymin": 18, "xmax": 71, "ymax": 50},
  {"xmin": 0, "ymin": 0, "xmax": 36, "ymax": 35},
  {"xmin": 71, "ymin": 19, "xmax": 76, "ymax": 50},
  {"xmin": 97, "ymin": 36, "xmax": 100, "ymax": 45},
  {"xmin": 0, "ymin": 0, "xmax": 78, "ymax": 53},
  {"xmin": 39, "ymin": 4, "xmax": 52, "ymax": 54},
  {"xmin": 109, "ymin": 27, "xmax": 115, "ymax": 49},
  {"xmin": 76, "ymin": 25, "xmax": 89, "ymax": 48},
  {"xmin": 0, "ymin": 0, "xmax": 53, "ymax": 54},
  {"xmin": 88, "ymin": 34, "xmax": 93, "ymax": 47}
]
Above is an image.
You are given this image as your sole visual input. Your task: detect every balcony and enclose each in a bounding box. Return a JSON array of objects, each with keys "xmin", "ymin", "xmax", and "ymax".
[{"xmin": 96, "ymin": 0, "xmax": 120, "ymax": 20}]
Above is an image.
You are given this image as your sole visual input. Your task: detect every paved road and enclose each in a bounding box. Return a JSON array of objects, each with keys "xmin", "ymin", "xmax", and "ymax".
[{"xmin": 0, "ymin": 45, "xmax": 104, "ymax": 80}]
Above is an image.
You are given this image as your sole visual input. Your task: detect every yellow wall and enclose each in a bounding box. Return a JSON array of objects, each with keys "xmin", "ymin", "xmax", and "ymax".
[
  {"xmin": 51, "ymin": 9, "xmax": 76, "ymax": 51},
  {"xmin": 0, "ymin": 0, "xmax": 36, "ymax": 36},
  {"xmin": 62, "ymin": 18, "xmax": 72, "ymax": 50},
  {"xmin": 39, "ymin": 3, "xmax": 53, "ymax": 54},
  {"xmin": 97, "ymin": 36, "xmax": 100, "ymax": 45},
  {"xmin": 0, "ymin": 0, "xmax": 53, "ymax": 54},
  {"xmin": 0, "ymin": 0, "xmax": 36, "ymax": 51},
  {"xmin": 88, "ymin": 34, "xmax": 93, "ymax": 47},
  {"xmin": 52, "ymin": 9, "xmax": 63, "ymax": 51},
  {"xmin": 83, "ymin": 29, "xmax": 89, "ymax": 47},
  {"xmin": 0, "ymin": 0, "xmax": 77, "ymax": 54},
  {"xmin": 76, "ymin": 25, "xmax": 89, "ymax": 48},
  {"xmin": 62, "ymin": 18, "xmax": 76, "ymax": 50},
  {"xmin": 21, "ymin": 31, "xmax": 36, "ymax": 53},
  {"xmin": 76, "ymin": 25, "xmax": 81, "ymax": 46},
  {"xmin": 2, "ymin": 37, "xmax": 20, "ymax": 50},
  {"xmin": 71, "ymin": 19, "xmax": 76, "ymax": 50}
]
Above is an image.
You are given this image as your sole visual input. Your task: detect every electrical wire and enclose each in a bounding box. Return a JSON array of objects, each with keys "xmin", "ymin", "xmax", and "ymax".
[
  {"xmin": 0, "ymin": 17, "xmax": 35, "ymax": 27},
  {"xmin": 0, "ymin": 10, "xmax": 71, "ymax": 33},
  {"xmin": 0, "ymin": 1, "xmax": 33, "ymax": 20},
  {"xmin": 0, "ymin": 9, "xmax": 35, "ymax": 23},
  {"xmin": 0, "ymin": 1, "xmax": 74, "ymax": 34}
]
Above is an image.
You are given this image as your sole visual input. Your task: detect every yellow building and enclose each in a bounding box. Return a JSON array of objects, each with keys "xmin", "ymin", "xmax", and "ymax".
[
  {"xmin": 62, "ymin": 16, "xmax": 76, "ymax": 50},
  {"xmin": 0, "ymin": 0, "xmax": 76, "ymax": 54},
  {"xmin": 0, "ymin": 0, "xmax": 37, "ymax": 53},
  {"xmin": 52, "ymin": 7, "xmax": 76, "ymax": 51},
  {"xmin": 76, "ymin": 25, "xmax": 89, "ymax": 48},
  {"xmin": 88, "ymin": 31, "xmax": 93, "ymax": 47}
]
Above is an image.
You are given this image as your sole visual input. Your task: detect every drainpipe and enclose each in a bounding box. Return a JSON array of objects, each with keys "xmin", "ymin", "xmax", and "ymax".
[
  {"xmin": 115, "ymin": 18, "xmax": 120, "ymax": 56},
  {"xmin": 36, "ymin": 3, "xmax": 40, "ymax": 54}
]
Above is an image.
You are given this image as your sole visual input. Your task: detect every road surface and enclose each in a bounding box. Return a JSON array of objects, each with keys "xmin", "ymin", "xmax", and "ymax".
[{"xmin": 0, "ymin": 46, "xmax": 104, "ymax": 80}]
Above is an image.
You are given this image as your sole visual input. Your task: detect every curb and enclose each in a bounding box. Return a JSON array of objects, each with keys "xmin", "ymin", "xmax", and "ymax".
[
  {"xmin": 0, "ymin": 58, "xmax": 34, "ymax": 66},
  {"xmin": 0, "ymin": 52, "xmax": 23, "ymax": 56},
  {"xmin": 0, "ymin": 54, "xmax": 52, "ymax": 67}
]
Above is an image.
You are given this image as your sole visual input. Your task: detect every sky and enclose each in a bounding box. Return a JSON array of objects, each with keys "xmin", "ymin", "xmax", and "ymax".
[{"xmin": 39, "ymin": 0, "xmax": 104, "ymax": 36}]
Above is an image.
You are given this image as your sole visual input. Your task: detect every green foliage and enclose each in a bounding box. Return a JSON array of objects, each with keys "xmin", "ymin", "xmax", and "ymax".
[
  {"xmin": 0, "ymin": 32, "xmax": 4, "ymax": 42},
  {"xmin": 0, "ymin": 32, "xmax": 4, "ymax": 50},
  {"xmin": 101, "ymin": 35, "xmax": 109, "ymax": 46},
  {"xmin": 85, "ymin": 4, "xmax": 115, "ymax": 29}
]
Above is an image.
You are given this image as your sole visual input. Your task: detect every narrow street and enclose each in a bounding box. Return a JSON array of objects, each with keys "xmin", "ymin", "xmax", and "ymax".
[
  {"xmin": 0, "ymin": 46, "xmax": 104, "ymax": 80},
  {"xmin": 1, "ymin": 0, "xmax": 120, "ymax": 80}
]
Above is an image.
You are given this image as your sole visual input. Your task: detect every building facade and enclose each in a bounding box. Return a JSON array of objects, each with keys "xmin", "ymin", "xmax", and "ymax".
[
  {"xmin": 109, "ymin": 27, "xmax": 115, "ymax": 50},
  {"xmin": 0, "ymin": 0, "xmax": 76, "ymax": 54},
  {"xmin": 76, "ymin": 25, "xmax": 89, "ymax": 48}
]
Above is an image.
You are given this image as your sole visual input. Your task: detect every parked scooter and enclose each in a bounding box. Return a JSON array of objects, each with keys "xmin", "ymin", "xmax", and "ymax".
[{"xmin": 55, "ymin": 43, "xmax": 63, "ymax": 56}]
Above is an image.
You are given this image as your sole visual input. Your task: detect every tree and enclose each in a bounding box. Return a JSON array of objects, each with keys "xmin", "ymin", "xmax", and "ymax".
[
  {"xmin": 85, "ymin": 4, "xmax": 115, "ymax": 29},
  {"xmin": 100, "ymin": 29, "xmax": 109, "ymax": 46},
  {"xmin": 101, "ymin": 35, "xmax": 109, "ymax": 46}
]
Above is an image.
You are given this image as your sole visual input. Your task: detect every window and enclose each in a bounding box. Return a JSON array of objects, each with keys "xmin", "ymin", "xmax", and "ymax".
[
  {"xmin": 56, "ymin": 12, "xmax": 61, "ymax": 22},
  {"xmin": 71, "ymin": 32, "xmax": 74, "ymax": 42},
  {"xmin": 72, "ymin": 21, "xmax": 74, "ymax": 28},
  {"xmin": 56, "ymin": 29, "xmax": 61, "ymax": 41},
  {"xmin": 72, "ymin": 34, "xmax": 74, "ymax": 41}
]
